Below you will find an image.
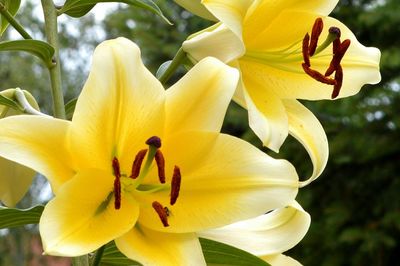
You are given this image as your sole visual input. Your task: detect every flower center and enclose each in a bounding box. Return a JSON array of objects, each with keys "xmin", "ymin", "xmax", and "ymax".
[
  {"xmin": 243, "ymin": 18, "xmax": 350, "ymax": 99},
  {"xmin": 111, "ymin": 136, "xmax": 182, "ymax": 227},
  {"xmin": 301, "ymin": 18, "xmax": 351, "ymax": 99}
]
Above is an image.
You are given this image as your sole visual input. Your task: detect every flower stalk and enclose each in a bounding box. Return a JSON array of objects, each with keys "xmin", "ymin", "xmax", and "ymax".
[
  {"xmin": 41, "ymin": 0, "xmax": 65, "ymax": 119},
  {"xmin": 72, "ymin": 255, "xmax": 89, "ymax": 266},
  {"xmin": 0, "ymin": 2, "xmax": 32, "ymax": 39},
  {"xmin": 91, "ymin": 245, "xmax": 106, "ymax": 266},
  {"xmin": 158, "ymin": 48, "xmax": 186, "ymax": 85}
]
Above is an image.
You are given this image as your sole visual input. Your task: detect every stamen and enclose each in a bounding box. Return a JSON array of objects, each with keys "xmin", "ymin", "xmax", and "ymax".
[
  {"xmin": 302, "ymin": 63, "xmax": 337, "ymax": 85},
  {"xmin": 152, "ymin": 201, "xmax": 169, "ymax": 227},
  {"xmin": 130, "ymin": 149, "xmax": 148, "ymax": 179},
  {"xmin": 154, "ymin": 150, "xmax": 166, "ymax": 183},
  {"xmin": 114, "ymin": 176, "xmax": 121, "ymax": 209},
  {"xmin": 332, "ymin": 65, "xmax": 343, "ymax": 99},
  {"xmin": 146, "ymin": 136, "xmax": 162, "ymax": 148},
  {"xmin": 170, "ymin": 166, "xmax": 181, "ymax": 205},
  {"xmin": 309, "ymin": 18, "xmax": 323, "ymax": 56},
  {"xmin": 112, "ymin": 157, "xmax": 121, "ymax": 210},
  {"xmin": 325, "ymin": 39, "xmax": 351, "ymax": 76},
  {"xmin": 302, "ymin": 33, "xmax": 310, "ymax": 67}
]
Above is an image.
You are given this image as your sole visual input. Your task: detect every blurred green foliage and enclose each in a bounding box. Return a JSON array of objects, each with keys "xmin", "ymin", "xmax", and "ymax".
[{"xmin": 0, "ymin": 0, "xmax": 399, "ymax": 265}]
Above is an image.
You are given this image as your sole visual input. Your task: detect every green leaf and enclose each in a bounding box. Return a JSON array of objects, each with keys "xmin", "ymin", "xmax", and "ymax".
[
  {"xmin": 0, "ymin": 205, "xmax": 44, "ymax": 229},
  {"xmin": 0, "ymin": 40, "xmax": 55, "ymax": 67},
  {"xmin": 65, "ymin": 97, "xmax": 78, "ymax": 120},
  {"xmin": 0, "ymin": 0, "xmax": 21, "ymax": 36},
  {"xmin": 59, "ymin": 0, "xmax": 171, "ymax": 24},
  {"xmin": 200, "ymin": 238, "xmax": 270, "ymax": 266},
  {"xmin": 94, "ymin": 239, "xmax": 270, "ymax": 266},
  {"xmin": 100, "ymin": 241, "xmax": 142, "ymax": 266}
]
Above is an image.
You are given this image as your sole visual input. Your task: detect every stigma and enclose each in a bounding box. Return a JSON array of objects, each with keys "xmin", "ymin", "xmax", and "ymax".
[{"xmin": 302, "ymin": 18, "xmax": 351, "ymax": 99}]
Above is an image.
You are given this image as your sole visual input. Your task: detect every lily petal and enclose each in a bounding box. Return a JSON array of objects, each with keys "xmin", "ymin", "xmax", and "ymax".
[
  {"xmin": 262, "ymin": 254, "xmax": 302, "ymax": 266},
  {"xmin": 138, "ymin": 131, "xmax": 298, "ymax": 233},
  {"xmin": 283, "ymin": 100, "xmax": 328, "ymax": 186},
  {"xmin": 0, "ymin": 116, "xmax": 74, "ymax": 192},
  {"xmin": 116, "ymin": 225, "xmax": 205, "ymax": 266},
  {"xmin": 199, "ymin": 201, "xmax": 310, "ymax": 256},
  {"xmin": 165, "ymin": 57, "xmax": 238, "ymax": 134},
  {"xmin": 242, "ymin": 73, "xmax": 288, "ymax": 152},
  {"xmin": 184, "ymin": 23, "xmax": 245, "ymax": 63},
  {"xmin": 202, "ymin": 0, "xmax": 253, "ymax": 39},
  {"xmin": 69, "ymin": 37, "xmax": 165, "ymax": 173},
  {"xmin": 244, "ymin": 0, "xmax": 339, "ymax": 42},
  {"xmin": 40, "ymin": 169, "xmax": 139, "ymax": 256},
  {"xmin": 173, "ymin": 0, "xmax": 216, "ymax": 20},
  {"xmin": 0, "ymin": 157, "xmax": 35, "ymax": 207}
]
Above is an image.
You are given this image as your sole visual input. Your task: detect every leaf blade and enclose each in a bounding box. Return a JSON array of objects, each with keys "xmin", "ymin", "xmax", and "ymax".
[
  {"xmin": 200, "ymin": 238, "xmax": 270, "ymax": 266},
  {"xmin": 59, "ymin": 0, "xmax": 170, "ymax": 24},
  {"xmin": 0, "ymin": 0, "xmax": 22, "ymax": 36},
  {"xmin": 0, "ymin": 205, "xmax": 44, "ymax": 229},
  {"xmin": 0, "ymin": 40, "xmax": 55, "ymax": 67}
]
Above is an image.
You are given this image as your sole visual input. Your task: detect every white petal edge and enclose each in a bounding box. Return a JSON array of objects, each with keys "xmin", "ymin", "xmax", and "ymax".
[
  {"xmin": 283, "ymin": 100, "xmax": 329, "ymax": 186},
  {"xmin": 199, "ymin": 200, "xmax": 310, "ymax": 256},
  {"xmin": 183, "ymin": 23, "xmax": 245, "ymax": 63}
]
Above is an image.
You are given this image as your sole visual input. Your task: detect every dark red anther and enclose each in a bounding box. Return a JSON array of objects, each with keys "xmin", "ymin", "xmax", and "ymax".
[
  {"xmin": 114, "ymin": 176, "xmax": 121, "ymax": 209},
  {"xmin": 155, "ymin": 150, "xmax": 166, "ymax": 184},
  {"xmin": 112, "ymin": 157, "xmax": 122, "ymax": 209},
  {"xmin": 309, "ymin": 18, "xmax": 324, "ymax": 56},
  {"xmin": 170, "ymin": 166, "xmax": 181, "ymax": 205},
  {"xmin": 152, "ymin": 201, "xmax": 169, "ymax": 227},
  {"xmin": 146, "ymin": 136, "xmax": 162, "ymax": 148},
  {"xmin": 325, "ymin": 39, "xmax": 351, "ymax": 76},
  {"xmin": 302, "ymin": 33, "xmax": 311, "ymax": 67},
  {"xmin": 302, "ymin": 63, "xmax": 337, "ymax": 86},
  {"xmin": 130, "ymin": 149, "xmax": 148, "ymax": 179},
  {"xmin": 332, "ymin": 65, "xmax": 343, "ymax": 99}
]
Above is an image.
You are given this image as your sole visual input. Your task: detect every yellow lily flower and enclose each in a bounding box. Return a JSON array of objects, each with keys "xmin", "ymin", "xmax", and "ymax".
[
  {"xmin": 199, "ymin": 201, "xmax": 310, "ymax": 265},
  {"xmin": 0, "ymin": 89, "xmax": 39, "ymax": 207},
  {"xmin": 0, "ymin": 38, "xmax": 299, "ymax": 265},
  {"xmin": 182, "ymin": 0, "xmax": 381, "ymax": 185}
]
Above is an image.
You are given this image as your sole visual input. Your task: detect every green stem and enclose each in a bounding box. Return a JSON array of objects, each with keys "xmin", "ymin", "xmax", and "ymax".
[
  {"xmin": 0, "ymin": 3, "xmax": 32, "ymax": 39},
  {"xmin": 41, "ymin": 0, "xmax": 65, "ymax": 119},
  {"xmin": 91, "ymin": 245, "xmax": 106, "ymax": 266},
  {"xmin": 158, "ymin": 48, "xmax": 186, "ymax": 85},
  {"xmin": 72, "ymin": 255, "xmax": 89, "ymax": 266}
]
